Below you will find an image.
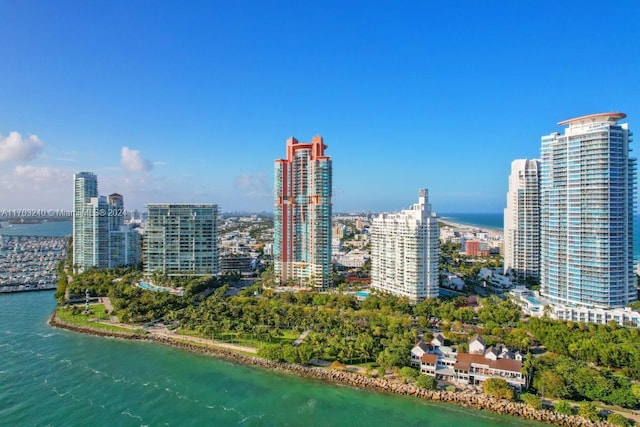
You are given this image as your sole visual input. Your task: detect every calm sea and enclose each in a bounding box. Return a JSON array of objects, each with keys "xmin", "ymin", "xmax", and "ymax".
[
  {"xmin": 442, "ymin": 213, "xmax": 640, "ymax": 260},
  {"xmin": 0, "ymin": 220, "xmax": 72, "ymax": 237},
  {"xmin": 0, "ymin": 292, "xmax": 542, "ymax": 426}
]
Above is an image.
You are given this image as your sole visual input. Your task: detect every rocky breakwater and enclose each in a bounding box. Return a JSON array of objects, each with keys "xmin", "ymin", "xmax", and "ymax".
[{"xmin": 49, "ymin": 314, "xmax": 614, "ymax": 427}]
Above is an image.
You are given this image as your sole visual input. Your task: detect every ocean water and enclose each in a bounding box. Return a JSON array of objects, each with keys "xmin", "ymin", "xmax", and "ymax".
[
  {"xmin": 442, "ymin": 213, "xmax": 640, "ymax": 260},
  {"xmin": 0, "ymin": 220, "xmax": 72, "ymax": 237},
  {"xmin": 0, "ymin": 292, "xmax": 543, "ymax": 427}
]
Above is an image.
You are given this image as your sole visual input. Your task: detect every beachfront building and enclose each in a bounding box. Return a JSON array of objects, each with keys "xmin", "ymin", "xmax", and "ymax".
[
  {"xmin": 144, "ymin": 204, "xmax": 220, "ymax": 277},
  {"xmin": 274, "ymin": 136, "xmax": 332, "ymax": 288},
  {"xmin": 73, "ymin": 172, "xmax": 140, "ymax": 272},
  {"xmin": 503, "ymin": 159, "xmax": 541, "ymax": 281},
  {"xmin": 540, "ymin": 113, "xmax": 637, "ymax": 309},
  {"xmin": 410, "ymin": 336, "xmax": 526, "ymax": 390},
  {"xmin": 371, "ymin": 189, "xmax": 439, "ymax": 302}
]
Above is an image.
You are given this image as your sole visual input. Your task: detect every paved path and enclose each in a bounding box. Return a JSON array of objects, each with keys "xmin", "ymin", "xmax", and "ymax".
[
  {"xmin": 92, "ymin": 299, "xmax": 257, "ymax": 354},
  {"xmin": 293, "ymin": 329, "xmax": 311, "ymax": 346},
  {"xmin": 100, "ymin": 297, "xmax": 118, "ymax": 323}
]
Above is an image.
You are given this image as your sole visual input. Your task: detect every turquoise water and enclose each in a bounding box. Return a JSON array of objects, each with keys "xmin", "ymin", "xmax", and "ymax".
[
  {"xmin": 0, "ymin": 292, "xmax": 544, "ymax": 426},
  {"xmin": 138, "ymin": 281, "xmax": 170, "ymax": 292},
  {"xmin": 442, "ymin": 213, "xmax": 640, "ymax": 260},
  {"xmin": 440, "ymin": 213, "xmax": 504, "ymax": 231},
  {"xmin": 525, "ymin": 296, "xmax": 542, "ymax": 305}
]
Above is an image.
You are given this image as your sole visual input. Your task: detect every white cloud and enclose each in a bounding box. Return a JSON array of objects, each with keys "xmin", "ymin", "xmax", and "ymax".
[
  {"xmin": 0, "ymin": 132, "xmax": 44, "ymax": 162},
  {"xmin": 13, "ymin": 165, "xmax": 68, "ymax": 182},
  {"xmin": 120, "ymin": 146, "xmax": 153, "ymax": 172},
  {"xmin": 0, "ymin": 166, "xmax": 70, "ymax": 209},
  {"xmin": 233, "ymin": 173, "xmax": 271, "ymax": 198}
]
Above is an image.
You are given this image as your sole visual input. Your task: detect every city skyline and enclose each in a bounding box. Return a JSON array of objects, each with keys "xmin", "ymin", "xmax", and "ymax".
[{"xmin": 1, "ymin": 1, "xmax": 639, "ymax": 213}]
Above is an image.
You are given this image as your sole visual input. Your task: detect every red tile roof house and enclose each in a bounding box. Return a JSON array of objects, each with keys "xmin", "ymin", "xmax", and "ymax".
[{"xmin": 410, "ymin": 336, "xmax": 526, "ymax": 390}]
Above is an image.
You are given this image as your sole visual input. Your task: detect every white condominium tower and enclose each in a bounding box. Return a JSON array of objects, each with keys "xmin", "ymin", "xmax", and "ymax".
[
  {"xmin": 540, "ymin": 113, "xmax": 637, "ymax": 308},
  {"xmin": 503, "ymin": 159, "xmax": 541, "ymax": 281},
  {"xmin": 73, "ymin": 172, "xmax": 140, "ymax": 272},
  {"xmin": 73, "ymin": 172, "xmax": 109, "ymax": 271},
  {"xmin": 371, "ymin": 189, "xmax": 439, "ymax": 302},
  {"xmin": 144, "ymin": 204, "xmax": 220, "ymax": 277}
]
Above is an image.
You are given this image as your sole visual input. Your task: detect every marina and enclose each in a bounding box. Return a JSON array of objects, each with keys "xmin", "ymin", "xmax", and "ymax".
[{"xmin": 0, "ymin": 235, "xmax": 67, "ymax": 293}]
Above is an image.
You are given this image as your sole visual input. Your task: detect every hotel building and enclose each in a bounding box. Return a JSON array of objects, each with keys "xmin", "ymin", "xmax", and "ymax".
[
  {"xmin": 540, "ymin": 113, "xmax": 637, "ymax": 309},
  {"xmin": 144, "ymin": 204, "xmax": 219, "ymax": 277},
  {"xmin": 371, "ymin": 189, "xmax": 439, "ymax": 302},
  {"xmin": 274, "ymin": 136, "xmax": 332, "ymax": 288},
  {"xmin": 503, "ymin": 159, "xmax": 541, "ymax": 281}
]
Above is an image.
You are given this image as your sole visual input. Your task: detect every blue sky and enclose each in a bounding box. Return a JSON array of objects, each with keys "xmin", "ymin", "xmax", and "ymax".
[{"xmin": 1, "ymin": 0, "xmax": 639, "ymax": 213}]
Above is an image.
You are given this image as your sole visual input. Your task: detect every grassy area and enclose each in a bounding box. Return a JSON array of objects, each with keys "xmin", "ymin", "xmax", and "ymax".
[
  {"xmin": 171, "ymin": 337, "xmax": 257, "ymax": 356},
  {"xmin": 56, "ymin": 304, "xmax": 146, "ymax": 334},
  {"xmin": 177, "ymin": 328, "xmax": 300, "ymax": 348}
]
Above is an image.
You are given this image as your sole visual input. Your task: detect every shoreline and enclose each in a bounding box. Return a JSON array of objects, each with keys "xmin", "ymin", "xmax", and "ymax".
[{"xmin": 49, "ymin": 311, "xmax": 611, "ymax": 427}]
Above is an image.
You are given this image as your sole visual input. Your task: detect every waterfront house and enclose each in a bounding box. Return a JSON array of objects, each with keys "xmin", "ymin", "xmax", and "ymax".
[{"xmin": 410, "ymin": 335, "xmax": 526, "ymax": 390}]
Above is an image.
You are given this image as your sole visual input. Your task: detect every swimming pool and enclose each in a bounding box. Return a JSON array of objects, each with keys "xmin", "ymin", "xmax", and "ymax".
[
  {"xmin": 525, "ymin": 295, "xmax": 543, "ymax": 305},
  {"xmin": 351, "ymin": 290, "xmax": 370, "ymax": 298},
  {"xmin": 137, "ymin": 282, "xmax": 170, "ymax": 293}
]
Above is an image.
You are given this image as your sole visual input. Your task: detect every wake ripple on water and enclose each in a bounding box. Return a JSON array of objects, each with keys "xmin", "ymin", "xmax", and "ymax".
[
  {"xmin": 204, "ymin": 402, "xmax": 264, "ymax": 425},
  {"xmin": 121, "ymin": 409, "xmax": 145, "ymax": 424}
]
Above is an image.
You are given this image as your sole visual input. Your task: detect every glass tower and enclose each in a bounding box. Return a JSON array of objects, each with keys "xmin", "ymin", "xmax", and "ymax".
[
  {"xmin": 504, "ymin": 159, "xmax": 541, "ymax": 281},
  {"xmin": 144, "ymin": 204, "xmax": 219, "ymax": 277},
  {"xmin": 540, "ymin": 113, "xmax": 637, "ymax": 308},
  {"xmin": 274, "ymin": 136, "xmax": 332, "ymax": 288}
]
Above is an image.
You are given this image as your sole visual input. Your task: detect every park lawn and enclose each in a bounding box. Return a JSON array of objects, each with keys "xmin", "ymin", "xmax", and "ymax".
[
  {"xmin": 177, "ymin": 328, "xmax": 300, "ymax": 348},
  {"xmin": 56, "ymin": 305, "xmax": 145, "ymax": 334}
]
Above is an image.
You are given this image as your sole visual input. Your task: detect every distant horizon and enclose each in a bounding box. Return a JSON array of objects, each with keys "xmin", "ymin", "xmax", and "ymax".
[{"xmin": 1, "ymin": 2, "xmax": 638, "ymax": 213}]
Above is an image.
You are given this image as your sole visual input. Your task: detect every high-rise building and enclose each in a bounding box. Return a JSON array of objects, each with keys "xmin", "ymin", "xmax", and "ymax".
[
  {"xmin": 73, "ymin": 172, "xmax": 140, "ymax": 272},
  {"xmin": 503, "ymin": 159, "xmax": 541, "ymax": 281},
  {"xmin": 144, "ymin": 204, "xmax": 219, "ymax": 277},
  {"xmin": 540, "ymin": 113, "xmax": 637, "ymax": 309},
  {"xmin": 73, "ymin": 172, "xmax": 108, "ymax": 271},
  {"xmin": 371, "ymin": 189, "xmax": 439, "ymax": 302},
  {"xmin": 274, "ymin": 135, "xmax": 332, "ymax": 288},
  {"xmin": 107, "ymin": 193, "xmax": 124, "ymax": 230}
]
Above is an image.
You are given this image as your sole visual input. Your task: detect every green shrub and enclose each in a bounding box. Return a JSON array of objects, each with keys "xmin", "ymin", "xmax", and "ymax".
[
  {"xmin": 399, "ymin": 367, "xmax": 419, "ymax": 380},
  {"xmin": 578, "ymin": 402, "xmax": 600, "ymax": 422},
  {"xmin": 607, "ymin": 413, "xmax": 630, "ymax": 427},
  {"xmin": 483, "ymin": 378, "xmax": 514, "ymax": 400},
  {"xmin": 520, "ymin": 393, "xmax": 542, "ymax": 409},
  {"xmin": 415, "ymin": 375, "xmax": 437, "ymax": 390},
  {"xmin": 553, "ymin": 400, "xmax": 573, "ymax": 415}
]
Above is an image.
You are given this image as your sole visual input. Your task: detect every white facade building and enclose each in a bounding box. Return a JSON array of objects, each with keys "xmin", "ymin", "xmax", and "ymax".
[
  {"xmin": 371, "ymin": 189, "xmax": 439, "ymax": 302},
  {"xmin": 503, "ymin": 159, "xmax": 541, "ymax": 280}
]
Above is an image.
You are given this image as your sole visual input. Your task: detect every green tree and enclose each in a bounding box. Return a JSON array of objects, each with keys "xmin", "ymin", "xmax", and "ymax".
[
  {"xmin": 416, "ymin": 375, "xmax": 437, "ymax": 390},
  {"xmin": 483, "ymin": 378, "xmax": 514, "ymax": 400},
  {"xmin": 257, "ymin": 343, "xmax": 284, "ymax": 361},
  {"xmin": 578, "ymin": 402, "xmax": 600, "ymax": 422}
]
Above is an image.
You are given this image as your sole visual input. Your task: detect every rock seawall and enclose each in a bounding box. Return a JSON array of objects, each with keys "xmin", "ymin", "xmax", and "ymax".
[{"xmin": 49, "ymin": 313, "xmax": 614, "ymax": 427}]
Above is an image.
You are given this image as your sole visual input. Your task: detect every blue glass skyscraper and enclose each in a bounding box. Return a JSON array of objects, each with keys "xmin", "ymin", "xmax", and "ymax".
[{"xmin": 540, "ymin": 113, "xmax": 637, "ymax": 309}]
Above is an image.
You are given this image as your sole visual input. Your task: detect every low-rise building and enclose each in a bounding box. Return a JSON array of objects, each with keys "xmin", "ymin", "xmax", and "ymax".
[{"xmin": 410, "ymin": 336, "xmax": 526, "ymax": 390}]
